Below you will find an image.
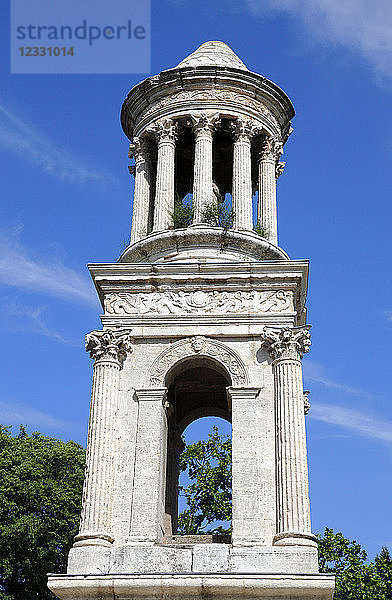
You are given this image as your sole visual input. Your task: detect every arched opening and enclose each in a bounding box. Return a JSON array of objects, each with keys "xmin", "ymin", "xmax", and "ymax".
[
  {"xmin": 164, "ymin": 357, "xmax": 232, "ymax": 538},
  {"xmin": 213, "ymin": 120, "xmax": 233, "ymax": 201},
  {"xmin": 178, "ymin": 416, "xmax": 232, "ymax": 539}
]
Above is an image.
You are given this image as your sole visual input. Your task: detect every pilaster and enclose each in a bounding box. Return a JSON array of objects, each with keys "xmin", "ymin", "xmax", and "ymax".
[
  {"xmin": 128, "ymin": 388, "xmax": 169, "ymax": 545},
  {"xmin": 228, "ymin": 387, "xmax": 276, "ymax": 547}
]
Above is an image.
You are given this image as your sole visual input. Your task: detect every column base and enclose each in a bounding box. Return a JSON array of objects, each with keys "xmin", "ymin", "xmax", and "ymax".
[
  {"xmin": 73, "ymin": 532, "xmax": 114, "ymax": 548},
  {"xmin": 273, "ymin": 532, "xmax": 318, "ymax": 547}
]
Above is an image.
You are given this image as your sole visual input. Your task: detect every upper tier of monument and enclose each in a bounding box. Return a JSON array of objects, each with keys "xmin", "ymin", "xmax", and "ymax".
[{"xmin": 119, "ymin": 42, "xmax": 295, "ymax": 264}]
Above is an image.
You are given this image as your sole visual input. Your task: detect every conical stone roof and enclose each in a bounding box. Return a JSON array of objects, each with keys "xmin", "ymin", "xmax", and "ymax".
[{"xmin": 175, "ymin": 41, "xmax": 248, "ymax": 71}]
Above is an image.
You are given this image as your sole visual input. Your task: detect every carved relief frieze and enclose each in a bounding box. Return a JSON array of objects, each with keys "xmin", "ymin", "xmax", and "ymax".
[
  {"xmin": 139, "ymin": 90, "xmax": 279, "ymax": 130},
  {"xmin": 104, "ymin": 289, "xmax": 293, "ymax": 316},
  {"xmin": 149, "ymin": 336, "xmax": 248, "ymax": 386}
]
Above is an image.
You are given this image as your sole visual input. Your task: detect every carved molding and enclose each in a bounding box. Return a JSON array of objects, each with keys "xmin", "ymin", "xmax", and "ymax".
[
  {"xmin": 149, "ymin": 336, "xmax": 248, "ymax": 386},
  {"xmin": 85, "ymin": 329, "xmax": 133, "ymax": 365},
  {"xmin": 303, "ymin": 390, "xmax": 311, "ymax": 415},
  {"xmin": 104, "ymin": 290, "xmax": 293, "ymax": 316},
  {"xmin": 139, "ymin": 89, "xmax": 279, "ymax": 130},
  {"xmin": 276, "ymin": 161, "xmax": 286, "ymax": 179},
  {"xmin": 261, "ymin": 326, "xmax": 311, "ymax": 361}
]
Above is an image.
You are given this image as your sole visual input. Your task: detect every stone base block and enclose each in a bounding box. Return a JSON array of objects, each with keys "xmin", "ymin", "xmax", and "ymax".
[
  {"xmin": 48, "ymin": 573, "xmax": 335, "ymax": 600},
  {"xmin": 67, "ymin": 543, "xmax": 318, "ymax": 575}
]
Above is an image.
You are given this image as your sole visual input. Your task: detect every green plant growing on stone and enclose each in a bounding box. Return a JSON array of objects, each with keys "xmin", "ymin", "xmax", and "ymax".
[
  {"xmin": 0, "ymin": 425, "xmax": 85, "ymax": 600},
  {"xmin": 170, "ymin": 195, "xmax": 194, "ymax": 229},
  {"xmin": 202, "ymin": 200, "xmax": 234, "ymax": 231},
  {"xmin": 253, "ymin": 223, "xmax": 270, "ymax": 239}
]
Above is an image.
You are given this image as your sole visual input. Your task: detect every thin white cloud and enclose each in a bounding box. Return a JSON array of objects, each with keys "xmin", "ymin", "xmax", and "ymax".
[
  {"xmin": 311, "ymin": 403, "xmax": 392, "ymax": 443},
  {"xmin": 0, "ymin": 104, "xmax": 108, "ymax": 183},
  {"xmin": 0, "ymin": 399, "xmax": 79, "ymax": 434},
  {"xmin": 0, "ymin": 228, "xmax": 97, "ymax": 308},
  {"xmin": 246, "ymin": 0, "xmax": 392, "ymax": 81},
  {"xmin": 303, "ymin": 360, "xmax": 371, "ymax": 398},
  {"xmin": 3, "ymin": 303, "xmax": 77, "ymax": 344}
]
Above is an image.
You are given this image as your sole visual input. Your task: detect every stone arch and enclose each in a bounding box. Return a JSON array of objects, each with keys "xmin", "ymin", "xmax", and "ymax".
[{"xmin": 149, "ymin": 335, "xmax": 248, "ymax": 387}]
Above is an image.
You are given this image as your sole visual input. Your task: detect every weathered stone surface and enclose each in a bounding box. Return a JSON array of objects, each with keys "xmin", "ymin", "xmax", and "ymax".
[{"xmin": 48, "ymin": 40, "xmax": 335, "ymax": 600}]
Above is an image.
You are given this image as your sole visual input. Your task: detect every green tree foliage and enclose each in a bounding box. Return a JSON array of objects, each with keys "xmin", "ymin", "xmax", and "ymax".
[
  {"xmin": 179, "ymin": 428, "xmax": 392, "ymax": 597},
  {"xmin": 317, "ymin": 528, "xmax": 392, "ymax": 599},
  {"xmin": 0, "ymin": 426, "xmax": 85, "ymax": 600},
  {"xmin": 1, "ymin": 424, "xmax": 392, "ymax": 599},
  {"xmin": 178, "ymin": 426, "xmax": 231, "ymax": 534}
]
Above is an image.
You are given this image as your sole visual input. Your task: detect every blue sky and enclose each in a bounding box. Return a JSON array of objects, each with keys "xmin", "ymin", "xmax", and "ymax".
[{"xmin": 1, "ymin": 0, "xmax": 392, "ymax": 559}]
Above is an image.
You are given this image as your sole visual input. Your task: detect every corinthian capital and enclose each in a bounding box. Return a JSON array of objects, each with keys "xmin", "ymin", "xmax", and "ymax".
[
  {"xmin": 190, "ymin": 112, "xmax": 220, "ymax": 136},
  {"xmin": 261, "ymin": 326, "xmax": 311, "ymax": 361},
  {"xmin": 230, "ymin": 117, "xmax": 256, "ymax": 143},
  {"xmin": 128, "ymin": 137, "xmax": 152, "ymax": 162},
  {"xmin": 258, "ymin": 135, "xmax": 284, "ymax": 162},
  {"xmin": 154, "ymin": 118, "xmax": 178, "ymax": 143},
  {"xmin": 85, "ymin": 329, "xmax": 133, "ymax": 365}
]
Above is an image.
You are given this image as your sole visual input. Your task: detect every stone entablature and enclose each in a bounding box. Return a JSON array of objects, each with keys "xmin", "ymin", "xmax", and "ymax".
[
  {"xmin": 104, "ymin": 290, "xmax": 293, "ymax": 316},
  {"xmin": 121, "ymin": 61, "xmax": 294, "ymax": 142},
  {"xmin": 89, "ymin": 260, "xmax": 308, "ymax": 328}
]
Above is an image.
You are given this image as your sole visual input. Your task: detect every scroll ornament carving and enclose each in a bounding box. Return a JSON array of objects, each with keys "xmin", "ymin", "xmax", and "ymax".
[
  {"xmin": 303, "ymin": 391, "xmax": 311, "ymax": 415},
  {"xmin": 275, "ymin": 161, "xmax": 286, "ymax": 179},
  {"xmin": 104, "ymin": 290, "xmax": 293, "ymax": 316},
  {"xmin": 261, "ymin": 326, "xmax": 311, "ymax": 361},
  {"xmin": 85, "ymin": 329, "xmax": 133, "ymax": 365},
  {"xmin": 149, "ymin": 336, "xmax": 248, "ymax": 386},
  {"xmin": 140, "ymin": 89, "xmax": 279, "ymax": 130}
]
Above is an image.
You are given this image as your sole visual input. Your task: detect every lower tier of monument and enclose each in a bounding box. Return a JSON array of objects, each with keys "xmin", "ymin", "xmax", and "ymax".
[{"xmin": 48, "ymin": 573, "xmax": 335, "ymax": 600}]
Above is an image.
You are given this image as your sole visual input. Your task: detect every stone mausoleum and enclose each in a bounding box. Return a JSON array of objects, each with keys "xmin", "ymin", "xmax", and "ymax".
[{"xmin": 48, "ymin": 41, "xmax": 335, "ymax": 600}]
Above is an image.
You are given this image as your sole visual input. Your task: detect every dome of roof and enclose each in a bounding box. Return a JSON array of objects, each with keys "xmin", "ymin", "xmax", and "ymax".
[{"xmin": 175, "ymin": 41, "xmax": 248, "ymax": 71}]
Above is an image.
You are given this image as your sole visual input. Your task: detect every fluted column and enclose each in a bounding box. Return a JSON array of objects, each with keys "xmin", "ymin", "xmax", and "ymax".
[
  {"xmin": 257, "ymin": 136, "xmax": 283, "ymax": 245},
  {"xmin": 128, "ymin": 388, "xmax": 168, "ymax": 544},
  {"xmin": 153, "ymin": 119, "xmax": 177, "ymax": 231},
  {"xmin": 232, "ymin": 118, "xmax": 253, "ymax": 230},
  {"xmin": 129, "ymin": 137, "xmax": 153, "ymax": 243},
  {"xmin": 74, "ymin": 329, "xmax": 132, "ymax": 547},
  {"xmin": 262, "ymin": 326, "xmax": 317, "ymax": 548},
  {"xmin": 191, "ymin": 113, "xmax": 217, "ymax": 223}
]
